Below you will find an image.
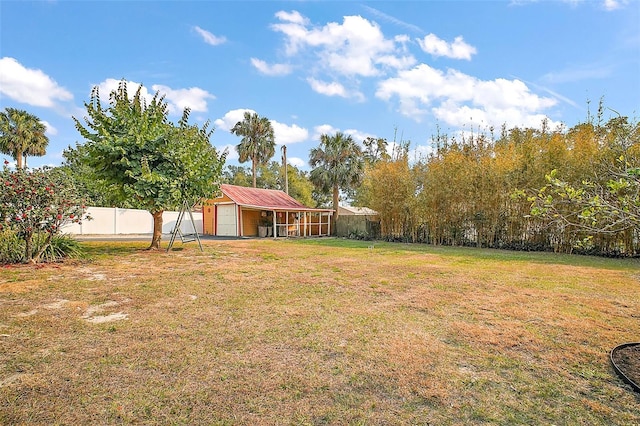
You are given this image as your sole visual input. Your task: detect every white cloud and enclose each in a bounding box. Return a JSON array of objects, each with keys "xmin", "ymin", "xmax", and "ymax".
[
  {"xmin": 376, "ymin": 63, "xmax": 558, "ymax": 129},
  {"xmin": 306, "ymin": 78, "xmax": 366, "ymax": 101},
  {"xmin": 312, "ymin": 124, "xmax": 339, "ymax": 140},
  {"xmin": 271, "ymin": 121, "xmax": 309, "ymax": 144},
  {"xmin": 217, "ymin": 144, "xmax": 238, "ymax": 161},
  {"xmin": 603, "ymin": 0, "xmax": 628, "ymax": 10},
  {"xmin": 310, "ymin": 125, "xmax": 372, "ymax": 144},
  {"xmin": 275, "ymin": 10, "xmax": 309, "ymax": 26},
  {"xmin": 95, "ymin": 79, "xmax": 214, "ymax": 115},
  {"xmin": 194, "ymin": 26, "xmax": 227, "ymax": 46},
  {"xmin": 97, "ymin": 78, "xmax": 153, "ymax": 103},
  {"xmin": 250, "ymin": 58, "xmax": 292, "ymax": 76},
  {"xmin": 272, "ymin": 12, "xmax": 414, "ymax": 77},
  {"xmin": 287, "ymin": 156, "xmax": 306, "ymax": 168},
  {"xmin": 41, "ymin": 120, "xmax": 58, "ymax": 136},
  {"xmin": 417, "ymin": 34, "xmax": 477, "ymax": 60},
  {"xmin": 307, "ymin": 78, "xmax": 348, "ymax": 97},
  {"xmin": 213, "ymin": 108, "xmax": 256, "ymax": 131},
  {"xmin": 272, "ymin": 11, "xmax": 311, "ymax": 55},
  {"xmin": 0, "ymin": 57, "xmax": 73, "ymax": 107},
  {"xmin": 151, "ymin": 84, "xmax": 215, "ymax": 114},
  {"xmin": 343, "ymin": 129, "xmax": 375, "ymax": 145}
]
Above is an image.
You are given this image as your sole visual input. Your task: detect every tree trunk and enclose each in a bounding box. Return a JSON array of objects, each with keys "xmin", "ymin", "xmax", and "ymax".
[
  {"xmin": 16, "ymin": 153, "xmax": 24, "ymax": 169},
  {"xmin": 332, "ymin": 185, "xmax": 339, "ymax": 235},
  {"xmin": 332, "ymin": 185, "xmax": 340, "ymax": 218},
  {"xmin": 149, "ymin": 210, "xmax": 164, "ymax": 250},
  {"xmin": 252, "ymin": 157, "xmax": 257, "ymax": 188}
]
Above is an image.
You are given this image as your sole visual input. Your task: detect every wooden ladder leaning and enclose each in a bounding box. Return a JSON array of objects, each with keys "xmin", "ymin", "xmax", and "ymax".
[{"xmin": 166, "ymin": 200, "xmax": 203, "ymax": 252}]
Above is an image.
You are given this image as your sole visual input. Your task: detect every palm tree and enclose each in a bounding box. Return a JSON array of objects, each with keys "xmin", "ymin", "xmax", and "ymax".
[
  {"xmin": 0, "ymin": 108, "xmax": 49, "ymax": 169},
  {"xmin": 309, "ymin": 132, "xmax": 364, "ymax": 222},
  {"xmin": 231, "ymin": 111, "xmax": 275, "ymax": 187}
]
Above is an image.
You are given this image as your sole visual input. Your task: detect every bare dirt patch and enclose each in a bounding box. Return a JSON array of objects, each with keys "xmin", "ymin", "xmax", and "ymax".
[
  {"xmin": 82, "ymin": 299, "xmax": 130, "ymax": 323},
  {"xmin": 84, "ymin": 312, "xmax": 129, "ymax": 324}
]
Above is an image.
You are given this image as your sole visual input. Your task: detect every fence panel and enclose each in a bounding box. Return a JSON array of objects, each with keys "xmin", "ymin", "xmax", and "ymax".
[
  {"xmin": 336, "ymin": 216, "xmax": 380, "ymax": 239},
  {"xmin": 61, "ymin": 207, "xmax": 202, "ymax": 235}
]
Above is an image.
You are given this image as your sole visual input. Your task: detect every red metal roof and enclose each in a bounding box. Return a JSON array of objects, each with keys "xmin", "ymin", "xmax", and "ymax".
[{"xmin": 220, "ymin": 184, "xmax": 332, "ymax": 212}]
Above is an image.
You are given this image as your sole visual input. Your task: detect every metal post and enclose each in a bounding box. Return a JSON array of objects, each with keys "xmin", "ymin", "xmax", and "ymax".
[{"xmin": 282, "ymin": 145, "xmax": 288, "ymax": 195}]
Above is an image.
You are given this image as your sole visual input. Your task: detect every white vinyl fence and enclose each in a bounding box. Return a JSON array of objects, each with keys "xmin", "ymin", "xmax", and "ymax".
[{"xmin": 61, "ymin": 207, "xmax": 202, "ymax": 235}]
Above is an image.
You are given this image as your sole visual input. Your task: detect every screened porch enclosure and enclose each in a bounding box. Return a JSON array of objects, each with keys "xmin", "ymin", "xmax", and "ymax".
[{"xmin": 239, "ymin": 208, "xmax": 331, "ymax": 237}]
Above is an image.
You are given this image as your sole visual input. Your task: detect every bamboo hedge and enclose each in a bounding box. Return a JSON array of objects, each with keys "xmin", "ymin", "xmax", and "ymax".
[{"xmin": 360, "ymin": 115, "xmax": 639, "ymax": 257}]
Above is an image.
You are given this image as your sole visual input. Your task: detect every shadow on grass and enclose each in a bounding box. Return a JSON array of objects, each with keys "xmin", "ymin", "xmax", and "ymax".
[{"xmin": 79, "ymin": 241, "xmax": 152, "ymax": 258}]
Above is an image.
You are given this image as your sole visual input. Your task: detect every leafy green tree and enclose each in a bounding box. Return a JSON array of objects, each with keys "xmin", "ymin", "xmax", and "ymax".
[
  {"xmin": 0, "ymin": 108, "xmax": 49, "ymax": 169},
  {"xmin": 309, "ymin": 132, "xmax": 364, "ymax": 223},
  {"xmin": 231, "ymin": 111, "xmax": 275, "ymax": 188},
  {"xmin": 72, "ymin": 80, "xmax": 226, "ymax": 250},
  {"xmin": 0, "ymin": 162, "xmax": 87, "ymax": 263},
  {"xmin": 285, "ymin": 164, "xmax": 316, "ymax": 208},
  {"xmin": 221, "ymin": 165, "xmax": 252, "ymax": 187},
  {"xmin": 61, "ymin": 143, "xmax": 115, "ymax": 207},
  {"xmin": 530, "ymin": 117, "xmax": 639, "ymax": 252}
]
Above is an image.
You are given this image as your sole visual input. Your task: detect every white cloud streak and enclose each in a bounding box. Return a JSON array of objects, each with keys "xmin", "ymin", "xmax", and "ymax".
[
  {"xmin": 250, "ymin": 58, "xmax": 292, "ymax": 76},
  {"xmin": 194, "ymin": 26, "xmax": 227, "ymax": 46},
  {"xmin": 361, "ymin": 5, "xmax": 424, "ymax": 34},
  {"xmin": 541, "ymin": 63, "xmax": 614, "ymax": 84}
]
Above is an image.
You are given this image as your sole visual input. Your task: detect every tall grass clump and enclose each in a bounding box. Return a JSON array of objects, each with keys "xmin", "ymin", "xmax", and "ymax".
[
  {"xmin": 0, "ymin": 229, "xmax": 24, "ymax": 264},
  {"xmin": 0, "ymin": 230, "xmax": 84, "ymax": 264}
]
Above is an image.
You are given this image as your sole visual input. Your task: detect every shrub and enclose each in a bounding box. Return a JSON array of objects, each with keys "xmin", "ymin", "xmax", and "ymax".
[
  {"xmin": 0, "ymin": 229, "xmax": 24, "ymax": 264},
  {"xmin": 39, "ymin": 233, "xmax": 84, "ymax": 263},
  {"xmin": 0, "ymin": 163, "xmax": 89, "ymax": 263},
  {"xmin": 0, "ymin": 229, "xmax": 84, "ymax": 264}
]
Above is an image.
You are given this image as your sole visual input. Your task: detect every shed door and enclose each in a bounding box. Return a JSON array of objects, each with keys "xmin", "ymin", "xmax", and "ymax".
[{"xmin": 216, "ymin": 204, "xmax": 237, "ymax": 236}]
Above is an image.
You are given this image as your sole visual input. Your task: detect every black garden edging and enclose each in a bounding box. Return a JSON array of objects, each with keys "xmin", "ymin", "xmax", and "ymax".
[{"xmin": 610, "ymin": 342, "xmax": 640, "ymax": 393}]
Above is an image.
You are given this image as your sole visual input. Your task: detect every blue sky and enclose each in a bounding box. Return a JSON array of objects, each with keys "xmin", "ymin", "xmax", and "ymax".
[{"xmin": 1, "ymin": 0, "xmax": 639, "ymax": 171}]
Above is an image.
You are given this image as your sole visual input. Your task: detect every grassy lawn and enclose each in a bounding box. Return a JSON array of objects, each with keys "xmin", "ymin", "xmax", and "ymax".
[{"xmin": 1, "ymin": 238, "xmax": 639, "ymax": 425}]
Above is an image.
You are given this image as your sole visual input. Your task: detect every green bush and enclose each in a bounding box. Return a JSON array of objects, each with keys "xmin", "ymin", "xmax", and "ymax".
[
  {"xmin": 0, "ymin": 230, "xmax": 84, "ymax": 264},
  {"xmin": 39, "ymin": 233, "xmax": 84, "ymax": 262},
  {"xmin": 0, "ymin": 229, "xmax": 24, "ymax": 264}
]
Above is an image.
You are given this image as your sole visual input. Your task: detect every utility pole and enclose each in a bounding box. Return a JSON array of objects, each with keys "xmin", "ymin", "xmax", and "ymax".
[{"xmin": 281, "ymin": 145, "xmax": 288, "ymax": 194}]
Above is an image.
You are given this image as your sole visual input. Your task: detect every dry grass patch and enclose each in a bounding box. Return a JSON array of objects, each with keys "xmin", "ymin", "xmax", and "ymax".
[{"xmin": 1, "ymin": 238, "xmax": 639, "ymax": 425}]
